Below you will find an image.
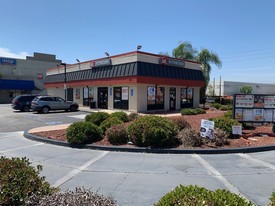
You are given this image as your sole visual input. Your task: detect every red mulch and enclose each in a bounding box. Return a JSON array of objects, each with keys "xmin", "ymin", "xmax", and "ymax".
[{"xmin": 31, "ymin": 110, "xmax": 275, "ymax": 149}]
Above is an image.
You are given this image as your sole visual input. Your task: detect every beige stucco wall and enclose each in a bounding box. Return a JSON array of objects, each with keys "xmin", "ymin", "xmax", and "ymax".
[{"xmin": 47, "ymin": 84, "xmax": 200, "ymax": 112}]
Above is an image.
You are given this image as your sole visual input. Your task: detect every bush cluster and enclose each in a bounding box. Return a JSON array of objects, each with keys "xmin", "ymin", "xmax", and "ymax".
[
  {"xmin": 219, "ymin": 105, "xmax": 233, "ymax": 111},
  {"xmin": 128, "ymin": 115, "xmax": 178, "ymax": 148},
  {"xmin": 0, "ymin": 156, "xmax": 57, "ymax": 206},
  {"xmin": 181, "ymin": 108, "xmax": 206, "ymax": 115},
  {"xmin": 110, "ymin": 111, "xmax": 129, "ymax": 122},
  {"xmin": 170, "ymin": 117, "xmax": 191, "ymax": 131},
  {"xmin": 128, "ymin": 112, "xmax": 140, "ymax": 121},
  {"xmin": 106, "ymin": 124, "xmax": 128, "ymax": 145},
  {"xmin": 209, "ymin": 116, "xmax": 240, "ymax": 137},
  {"xmin": 66, "ymin": 122, "xmax": 102, "ymax": 144},
  {"xmin": 85, "ymin": 112, "xmax": 110, "ymax": 126},
  {"xmin": 155, "ymin": 185, "xmax": 253, "ymax": 206},
  {"xmin": 211, "ymin": 103, "xmax": 222, "ymax": 109},
  {"xmin": 99, "ymin": 117, "xmax": 124, "ymax": 133},
  {"xmin": 177, "ymin": 127, "xmax": 202, "ymax": 147},
  {"xmin": 34, "ymin": 187, "xmax": 116, "ymax": 206}
]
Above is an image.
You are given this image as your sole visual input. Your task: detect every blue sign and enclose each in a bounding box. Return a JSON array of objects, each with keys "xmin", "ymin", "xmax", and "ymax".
[{"xmin": 0, "ymin": 58, "xmax": 16, "ymax": 65}]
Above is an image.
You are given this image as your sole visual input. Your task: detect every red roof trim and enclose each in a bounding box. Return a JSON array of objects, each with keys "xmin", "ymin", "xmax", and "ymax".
[{"xmin": 45, "ymin": 76, "xmax": 205, "ymax": 88}]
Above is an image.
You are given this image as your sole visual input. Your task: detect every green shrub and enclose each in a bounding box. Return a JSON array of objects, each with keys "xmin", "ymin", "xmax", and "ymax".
[
  {"xmin": 177, "ymin": 127, "xmax": 202, "ymax": 147},
  {"xmin": 35, "ymin": 187, "xmax": 116, "ymax": 206},
  {"xmin": 99, "ymin": 117, "xmax": 124, "ymax": 133},
  {"xmin": 0, "ymin": 156, "xmax": 57, "ymax": 206},
  {"xmin": 66, "ymin": 122, "xmax": 102, "ymax": 144},
  {"xmin": 106, "ymin": 124, "xmax": 128, "ymax": 145},
  {"xmin": 211, "ymin": 103, "xmax": 222, "ymax": 109},
  {"xmin": 181, "ymin": 108, "xmax": 206, "ymax": 115},
  {"xmin": 219, "ymin": 105, "xmax": 232, "ymax": 111},
  {"xmin": 209, "ymin": 117, "xmax": 240, "ymax": 137},
  {"xmin": 270, "ymin": 192, "xmax": 275, "ymax": 206},
  {"xmin": 128, "ymin": 115, "xmax": 178, "ymax": 148},
  {"xmin": 181, "ymin": 108, "xmax": 197, "ymax": 115},
  {"xmin": 110, "ymin": 111, "xmax": 129, "ymax": 122},
  {"xmin": 224, "ymin": 110, "xmax": 233, "ymax": 118},
  {"xmin": 85, "ymin": 112, "xmax": 110, "ymax": 126},
  {"xmin": 170, "ymin": 117, "xmax": 191, "ymax": 131},
  {"xmin": 155, "ymin": 185, "xmax": 253, "ymax": 206},
  {"xmin": 128, "ymin": 113, "xmax": 140, "ymax": 121},
  {"xmin": 195, "ymin": 108, "xmax": 206, "ymax": 114}
]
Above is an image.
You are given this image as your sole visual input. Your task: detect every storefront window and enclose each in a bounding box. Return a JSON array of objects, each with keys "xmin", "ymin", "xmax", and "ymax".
[
  {"xmin": 113, "ymin": 87, "xmax": 129, "ymax": 110},
  {"xmin": 83, "ymin": 87, "xmax": 94, "ymax": 106},
  {"xmin": 180, "ymin": 88, "xmax": 193, "ymax": 108},
  {"xmin": 147, "ymin": 86, "xmax": 164, "ymax": 110}
]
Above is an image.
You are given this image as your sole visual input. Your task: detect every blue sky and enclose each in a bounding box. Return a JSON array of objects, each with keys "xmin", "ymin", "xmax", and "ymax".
[{"xmin": 1, "ymin": 0, "xmax": 275, "ymax": 84}]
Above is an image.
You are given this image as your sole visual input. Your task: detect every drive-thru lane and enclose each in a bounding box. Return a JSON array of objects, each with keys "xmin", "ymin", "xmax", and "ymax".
[{"xmin": 0, "ymin": 131, "xmax": 274, "ymax": 206}]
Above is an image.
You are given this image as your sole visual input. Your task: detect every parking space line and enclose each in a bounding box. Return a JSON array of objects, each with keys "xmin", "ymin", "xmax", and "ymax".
[
  {"xmin": 192, "ymin": 154, "xmax": 250, "ymax": 202},
  {"xmin": 0, "ymin": 143, "xmax": 44, "ymax": 153},
  {"xmin": 237, "ymin": 153, "xmax": 275, "ymax": 170},
  {"xmin": 53, "ymin": 151, "xmax": 109, "ymax": 187}
]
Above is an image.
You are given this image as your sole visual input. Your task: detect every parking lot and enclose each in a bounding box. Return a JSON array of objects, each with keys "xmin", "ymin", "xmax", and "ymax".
[{"xmin": 1, "ymin": 104, "xmax": 275, "ymax": 205}]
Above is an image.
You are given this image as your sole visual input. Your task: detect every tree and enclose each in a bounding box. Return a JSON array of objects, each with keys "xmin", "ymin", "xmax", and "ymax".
[
  {"xmin": 240, "ymin": 85, "xmax": 253, "ymax": 94},
  {"xmin": 172, "ymin": 42, "xmax": 222, "ymax": 99},
  {"xmin": 172, "ymin": 42, "xmax": 221, "ymax": 86},
  {"xmin": 172, "ymin": 41, "xmax": 198, "ymax": 60}
]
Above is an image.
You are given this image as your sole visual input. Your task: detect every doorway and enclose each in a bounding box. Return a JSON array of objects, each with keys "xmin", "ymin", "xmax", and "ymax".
[
  {"xmin": 97, "ymin": 87, "xmax": 108, "ymax": 109},
  {"xmin": 67, "ymin": 88, "xmax": 73, "ymax": 101},
  {"xmin": 169, "ymin": 87, "xmax": 176, "ymax": 110}
]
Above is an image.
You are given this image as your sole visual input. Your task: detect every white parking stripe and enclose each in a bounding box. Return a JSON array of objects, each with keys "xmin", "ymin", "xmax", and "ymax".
[
  {"xmin": 0, "ymin": 143, "xmax": 44, "ymax": 153},
  {"xmin": 53, "ymin": 151, "xmax": 109, "ymax": 187},
  {"xmin": 192, "ymin": 154, "xmax": 250, "ymax": 202},
  {"xmin": 237, "ymin": 153, "xmax": 275, "ymax": 170},
  {"xmin": 67, "ymin": 114, "xmax": 86, "ymax": 119}
]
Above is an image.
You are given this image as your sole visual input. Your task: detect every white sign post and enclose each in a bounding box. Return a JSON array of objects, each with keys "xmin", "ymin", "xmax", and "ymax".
[
  {"xmin": 232, "ymin": 125, "xmax": 242, "ymax": 136},
  {"xmin": 200, "ymin": 119, "xmax": 215, "ymax": 139}
]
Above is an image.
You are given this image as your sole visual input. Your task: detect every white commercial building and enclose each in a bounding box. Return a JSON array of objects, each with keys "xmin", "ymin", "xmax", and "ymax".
[
  {"xmin": 0, "ymin": 53, "xmax": 61, "ymax": 103},
  {"xmin": 207, "ymin": 80, "xmax": 275, "ymax": 96}
]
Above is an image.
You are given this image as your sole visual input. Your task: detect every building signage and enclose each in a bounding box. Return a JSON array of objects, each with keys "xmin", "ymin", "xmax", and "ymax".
[
  {"xmin": 90, "ymin": 58, "xmax": 112, "ymax": 68},
  {"xmin": 159, "ymin": 56, "xmax": 185, "ymax": 68},
  {"xmin": 0, "ymin": 58, "xmax": 16, "ymax": 65}
]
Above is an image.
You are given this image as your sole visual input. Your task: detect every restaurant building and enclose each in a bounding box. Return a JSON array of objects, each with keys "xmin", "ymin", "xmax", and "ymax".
[{"xmin": 45, "ymin": 51, "xmax": 205, "ymax": 113}]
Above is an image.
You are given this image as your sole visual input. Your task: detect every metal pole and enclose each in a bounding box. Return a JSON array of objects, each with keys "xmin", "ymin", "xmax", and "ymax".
[
  {"xmin": 213, "ymin": 78, "xmax": 215, "ymax": 96},
  {"xmin": 219, "ymin": 76, "xmax": 222, "ymax": 104},
  {"xmin": 61, "ymin": 63, "xmax": 67, "ymax": 101}
]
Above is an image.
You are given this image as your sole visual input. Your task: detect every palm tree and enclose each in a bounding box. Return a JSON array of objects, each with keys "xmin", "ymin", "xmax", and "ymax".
[
  {"xmin": 172, "ymin": 42, "xmax": 222, "ymax": 94},
  {"xmin": 172, "ymin": 41, "xmax": 198, "ymax": 60},
  {"xmin": 196, "ymin": 48, "xmax": 222, "ymax": 86}
]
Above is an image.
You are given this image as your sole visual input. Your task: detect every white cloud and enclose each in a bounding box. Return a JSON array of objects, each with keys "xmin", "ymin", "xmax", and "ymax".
[{"xmin": 0, "ymin": 47, "xmax": 30, "ymax": 59}]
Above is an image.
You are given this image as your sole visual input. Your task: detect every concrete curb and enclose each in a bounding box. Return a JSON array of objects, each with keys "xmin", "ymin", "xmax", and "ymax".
[{"xmin": 23, "ymin": 130, "xmax": 275, "ymax": 154}]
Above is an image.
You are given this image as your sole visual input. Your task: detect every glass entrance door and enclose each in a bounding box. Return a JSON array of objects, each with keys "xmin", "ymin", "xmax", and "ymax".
[
  {"xmin": 97, "ymin": 87, "xmax": 108, "ymax": 109},
  {"xmin": 169, "ymin": 87, "xmax": 176, "ymax": 110}
]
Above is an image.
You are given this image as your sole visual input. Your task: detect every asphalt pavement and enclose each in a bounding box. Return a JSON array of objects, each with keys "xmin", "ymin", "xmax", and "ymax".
[{"xmin": 0, "ymin": 104, "xmax": 275, "ymax": 205}]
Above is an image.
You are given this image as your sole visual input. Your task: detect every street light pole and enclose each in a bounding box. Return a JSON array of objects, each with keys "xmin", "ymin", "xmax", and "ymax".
[{"xmin": 61, "ymin": 63, "xmax": 67, "ymax": 101}]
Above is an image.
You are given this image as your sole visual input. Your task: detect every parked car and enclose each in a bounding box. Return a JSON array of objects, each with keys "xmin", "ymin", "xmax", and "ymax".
[
  {"xmin": 11, "ymin": 94, "xmax": 38, "ymax": 112},
  {"xmin": 31, "ymin": 96, "xmax": 79, "ymax": 114}
]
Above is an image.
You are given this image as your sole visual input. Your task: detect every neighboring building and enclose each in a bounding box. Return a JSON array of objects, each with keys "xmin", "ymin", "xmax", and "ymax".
[
  {"xmin": 0, "ymin": 52, "xmax": 61, "ymax": 103},
  {"xmin": 207, "ymin": 80, "xmax": 275, "ymax": 97},
  {"xmin": 45, "ymin": 51, "xmax": 205, "ymax": 113}
]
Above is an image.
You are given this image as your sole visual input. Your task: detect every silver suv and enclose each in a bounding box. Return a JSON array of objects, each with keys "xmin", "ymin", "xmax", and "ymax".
[{"xmin": 31, "ymin": 96, "xmax": 79, "ymax": 114}]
